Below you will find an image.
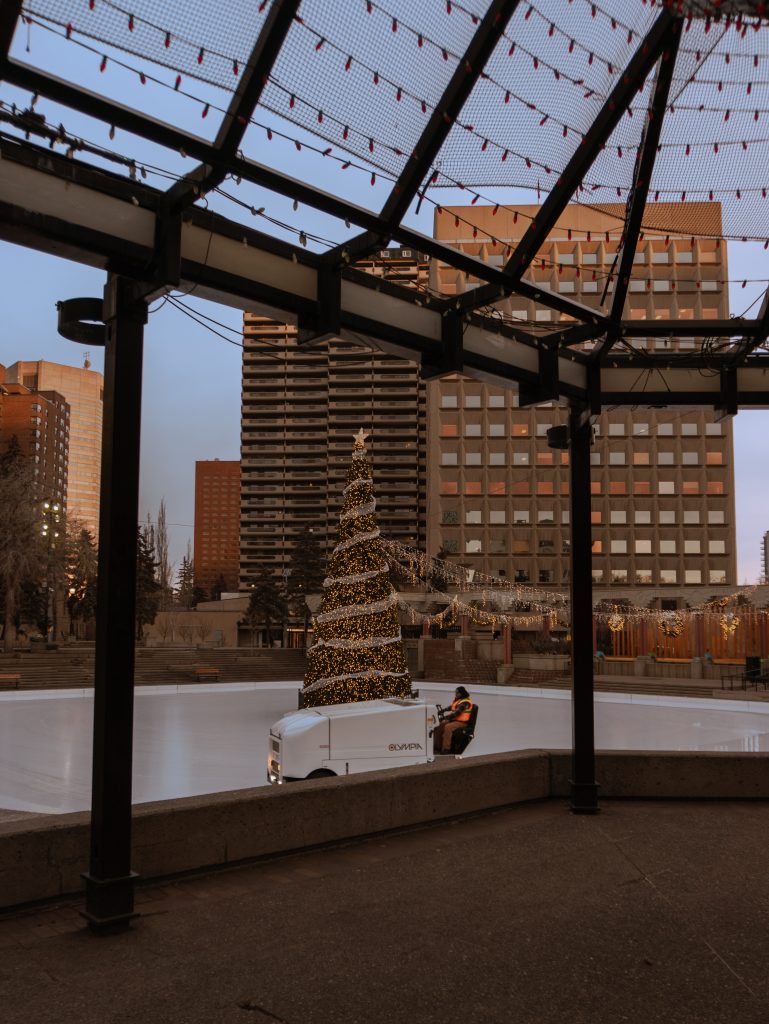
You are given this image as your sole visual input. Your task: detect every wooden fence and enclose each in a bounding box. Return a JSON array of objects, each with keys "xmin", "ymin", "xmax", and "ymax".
[{"xmin": 597, "ymin": 609, "xmax": 769, "ymax": 661}]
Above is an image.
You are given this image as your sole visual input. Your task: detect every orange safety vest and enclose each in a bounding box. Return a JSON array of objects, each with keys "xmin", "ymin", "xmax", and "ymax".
[{"xmin": 451, "ymin": 697, "xmax": 473, "ymax": 723}]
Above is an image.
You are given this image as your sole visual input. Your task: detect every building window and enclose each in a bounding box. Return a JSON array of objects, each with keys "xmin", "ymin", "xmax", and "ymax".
[
  {"xmin": 610, "ymin": 510, "xmax": 627, "ymax": 524},
  {"xmin": 537, "ymin": 510, "xmax": 555, "ymax": 524},
  {"xmin": 442, "ymin": 539, "xmax": 459, "ymax": 554},
  {"xmin": 633, "ymin": 422, "xmax": 649, "ymax": 437},
  {"xmin": 636, "ymin": 569, "xmax": 653, "ymax": 584},
  {"xmin": 536, "ymin": 423, "xmax": 553, "ymax": 438},
  {"xmin": 465, "ymin": 424, "xmax": 482, "ymax": 437},
  {"xmin": 684, "ymin": 540, "xmax": 701, "ymax": 554},
  {"xmin": 488, "ymin": 423, "xmax": 506, "ymax": 437},
  {"xmin": 659, "ymin": 510, "xmax": 676, "ymax": 524},
  {"xmin": 706, "ymin": 451, "xmax": 723, "ymax": 465},
  {"xmin": 536, "ymin": 481, "xmax": 554, "ymax": 495},
  {"xmin": 609, "ymin": 481, "xmax": 627, "ymax": 495},
  {"xmin": 682, "ymin": 452, "xmax": 699, "ymax": 466},
  {"xmin": 513, "ymin": 510, "xmax": 530, "ymax": 524},
  {"xmin": 708, "ymin": 510, "xmax": 725, "ymax": 525},
  {"xmin": 658, "ymin": 481, "xmax": 675, "ymax": 495},
  {"xmin": 709, "ymin": 570, "xmax": 727, "ymax": 584},
  {"xmin": 488, "ymin": 480, "xmax": 506, "ymax": 495},
  {"xmin": 465, "ymin": 539, "xmax": 482, "ymax": 554},
  {"xmin": 635, "ymin": 540, "xmax": 652, "ymax": 554},
  {"xmin": 657, "ymin": 423, "xmax": 674, "ymax": 436},
  {"xmin": 592, "ymin": 540, "xmax": 602, "ymax": 553},
  {"xmin": 489, "ymin": 452, "xmax": 506, "ymax": 466},
  {"xmin": 465, "ymin": 453, "xmax": 482, "ymax": 466},
  {"xmin": 660, "ymin": 570, "xmax": 677, "ymax": 584},
  {"xmin": 657, "ymin": 452, "xmax": 675, "ymax": 466},
  {"xmin": 465, "ymin": 395, "xmax": 482, "ymax": 408},
  {"xmin": 609, "ymin": 452, "xmax": 626, "ymax": 466},
  {"xmin": 441, "ymin": 395, "xmax": 458, "ymax": 408},
  {"xmin": 441, "ymin": 452, "xmax": 458, "ymax": 466},
  {"xmin": 634, "ymin": 510, "xmax": 651, "ymax": 524},
  {"xmin": 634, "ymin": 481, "xmax": 652, "ymax": 495},
  {"xmin": 660, "ymin": 540, "xmax": 676, "ymax": 554},
  {"xmin": 591, "ymin": 511, "xmax": 602, "ymax": 524},
  {"xmin": 511, "ymin": 482, "xmax": 530, "ymax": 495},
  {"xmin": 536, "ymin": 452, "xmax": 554, "ymax": 466},
  {"xmin": 489, "ymin": 510, "xmax": 506, "ymax": 525},
  {"xmin": 706, "ymin": 482, "xmax": 725, "ymax": 495},
  {"xmin": 608, "ymin": 423, "xmax": 624, "ymax": 436},
  {"xmin": 611, "ymin": 568, "xmax": 628, "ymax": 583},
  {"xmin": 512, "ymin": 423, "xmax": 529, "ymax": 437},
  {"xmin": 441, "ymin": 510, "xmax": 458, "ymax": 525},
  {"xmin": 705, "ymin": 423, "xmax": 722, "ymax": 436},
  {"xmin": 683, "ymin": 511, "xmax": 700, "ymax": 524},
  {"xmin": 590, "ymin": 453, "xmax": 602, "ymax": 466},
  {"xmin": 513, "ymin": 540, "xmax": 530, "ymax": 554},
  {"xmin": 489, "ymin": 539, "xmax": 507, "ymax": 554},
  {"xmin": 465, "ymin": 482, "xmax": 482, "ymax": 495},
  {"xmin": 682, "ymin": 481, "xmax": 700, "ymax": 496},
  {"xmin": 513, "ymin": 452, "xmax": 530, "ymax": 466},
  {"xmin": 709, "ymin": 540, "xmax": 726, "ymax": 554},
  {"xmin": 488, "ymin": 394, "xmax": 505, "ymax": 408},
  {"xmin": 610, "ymin": 539, "xmax": 627, "ymax": 554},
  {"xmin": 465, "ymin": 510, "xmax": 482, "ymax": 525},
  {"xmin": 592, "ymin": 568, "xmax": 604, "ymax": 582},
  {"xmin": 440, "ymin": 423, "xmax": 458, "ymax": 437},
  {"xmin": 539, "ymin": 569, "xmax": 554, "ymax": 583}
]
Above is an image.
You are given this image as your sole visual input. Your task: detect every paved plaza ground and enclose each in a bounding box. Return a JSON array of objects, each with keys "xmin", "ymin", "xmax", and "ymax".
[{"xmin": 1, "ymin": 798, "xmax": 769, "ymax": 1023}]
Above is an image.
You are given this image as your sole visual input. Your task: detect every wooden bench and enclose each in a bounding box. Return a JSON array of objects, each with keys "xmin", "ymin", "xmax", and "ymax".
[
  {"xmin": 193, "ymin": 666, "xmax": 220, "ymax": 682},
  {"xmin": 0, "ymin": 673, "xmax": 21, "ymax": 688}
]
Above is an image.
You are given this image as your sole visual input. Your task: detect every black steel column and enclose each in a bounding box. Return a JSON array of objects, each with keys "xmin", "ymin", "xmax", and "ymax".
[
  {"xmin": 82, "ymin": 276, "xmax": 147, "ymax": 930},
  {"xmin": 568, "ymin": 407, "xmax": 599, "ymax": 813}
]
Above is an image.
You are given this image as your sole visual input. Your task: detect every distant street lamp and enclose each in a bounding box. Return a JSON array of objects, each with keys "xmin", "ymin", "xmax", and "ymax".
[{"xmin": 41, "ymin": 500, "xmax": 62, "ymax": 643}]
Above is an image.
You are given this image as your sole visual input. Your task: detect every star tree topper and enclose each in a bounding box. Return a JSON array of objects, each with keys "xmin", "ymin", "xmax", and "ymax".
[{"xmin": 353, "ymin": 427, "xmax": 370, "ymax": 450}]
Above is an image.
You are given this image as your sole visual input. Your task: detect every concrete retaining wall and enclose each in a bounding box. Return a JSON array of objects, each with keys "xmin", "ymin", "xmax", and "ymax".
[{"xmin": 3, "ymin": 749, "xmax": 769, "ymax": 910}]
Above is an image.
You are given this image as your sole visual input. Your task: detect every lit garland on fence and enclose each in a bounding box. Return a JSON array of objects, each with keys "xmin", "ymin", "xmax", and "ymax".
[
  {"xmin": 720, "ymin": 612, "xmax": 740, "ymax": 637},
  {"xmin": 658, "ymin": 613, "xmax": 685, "ymax": 639},
  {"xmin": 302, "ymin": 429, "xmax": 411, "ymax": 707},
  {"xmin": 607, "ymin": 606, "xmax": 626, "ymax": 633}
]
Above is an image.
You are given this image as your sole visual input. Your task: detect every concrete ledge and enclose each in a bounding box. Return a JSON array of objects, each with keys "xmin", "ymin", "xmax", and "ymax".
[{"xmin": 4, "ymin": 749, "xmax": 769, "ymax": 910}]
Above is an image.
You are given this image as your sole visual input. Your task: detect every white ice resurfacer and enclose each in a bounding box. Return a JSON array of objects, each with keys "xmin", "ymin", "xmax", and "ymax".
[{"xmin": 267, "ymin": 697, "xmax": 440, "ymax": 784}]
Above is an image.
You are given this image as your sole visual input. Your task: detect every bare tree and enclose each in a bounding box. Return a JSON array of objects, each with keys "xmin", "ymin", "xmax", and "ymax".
[
  {"xmin": 194, "ymin": 616, "xmax": 213, "ymax": 646},
  {"xmin": 155, "ymin": 613, "xmax": 174, "ymax": 646},
  {"xmin": 176, "ymin": 614, "xmax": 195, "ymax": 646},
  {"xmin": 154, "ymin": 499, "xmax": 173, "ymax": 611},
  {"xmin": 0, "ymin": 439, "xmax": 44, "ymax": 652}
]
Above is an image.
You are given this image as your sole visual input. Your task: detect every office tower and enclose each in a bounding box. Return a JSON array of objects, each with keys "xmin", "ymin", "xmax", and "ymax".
[
  {"xmin": 194, "ymin": 460, "xmax": 241, "ymax": 595},
  {"xmin": 240, "ymin": 247, "xmax": 427, "ymax": 585},
  {"xmin": 3, "ymin": 359, "xmax": 103, "ymax": 536},
  {"xmin": 429, "ymin": 203, "xmax": 736, "ymax": 592},
  {"xmin": 0, "ymin": 378, "xmax": 69, "ymax": 507},
  {"xmin": 762, "ymin": 532, "xmax": 769, "ymax": 584}
]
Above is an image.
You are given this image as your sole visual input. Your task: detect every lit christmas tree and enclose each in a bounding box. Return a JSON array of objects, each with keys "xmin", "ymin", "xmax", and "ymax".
[{"xmin": 301, "ymin": 429, "xmax": 412, "ymax": 707}]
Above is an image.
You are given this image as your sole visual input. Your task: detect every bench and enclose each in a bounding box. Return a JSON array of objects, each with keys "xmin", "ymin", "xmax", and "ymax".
[
  {"xmin": 193, "ymin": 666, "xmax": 220, "ymax": 682},
  {"xmin": 0, "ymin": 674, "xmax": 21, "ymax": 688}
]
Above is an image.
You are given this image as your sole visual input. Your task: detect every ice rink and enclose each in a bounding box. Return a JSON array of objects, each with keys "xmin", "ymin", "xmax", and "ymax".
[{"xmin": 2, "ymin": 681, "xmax": 769, "ymax": 814}]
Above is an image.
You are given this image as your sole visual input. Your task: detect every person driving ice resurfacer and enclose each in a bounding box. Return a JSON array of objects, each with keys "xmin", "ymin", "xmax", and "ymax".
[{"xmin": 432, "ymin": 686, "xmax": 478, "ymax": 756}]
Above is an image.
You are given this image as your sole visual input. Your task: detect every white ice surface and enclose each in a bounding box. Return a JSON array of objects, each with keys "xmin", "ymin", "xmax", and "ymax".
[{"xmin": 2, "ymin": 681, "xmax": 769, "ymax": 814}]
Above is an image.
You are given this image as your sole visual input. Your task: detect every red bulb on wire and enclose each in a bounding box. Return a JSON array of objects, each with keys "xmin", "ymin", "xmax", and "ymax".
[{"xmin": 164, "ymin": 31, "xmax": 170, "ymax": 49}]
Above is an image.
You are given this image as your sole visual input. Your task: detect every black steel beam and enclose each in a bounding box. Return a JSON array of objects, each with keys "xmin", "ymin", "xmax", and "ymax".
[
  {"xmin": 331, "ymin": 0, "xmax": 522, "ymax": 265},
  {"xmin": 81, "ymin": 275, "xmax": 147, "ymax": 931},
  {"xmin": 620, "ymin": 319, "xmax": 753, "ymax": 338},
  {"xmin": 730, "ymin": 285, "xmax": 769, "ymax": 363},
  {"xmin": 568, "ymin": 406, "xmax": 599, "ymax": 814},
  {"xmin": 519, "ymin": 344, "xmax": 560, "ymax": 406},
  {"xmin": 165, "ymin": 0, "xmax": 300, "ymax": 210},
  {"xmin": 0, "ymin": 0, "xmax": 22, "ymax": 64},
  {"xmin": 0, "ymin": 61, "xmax": 613, "ymax": 313},
  {"xmin": 452, "ymin": 7, "xmax": 679, "ymax": 314},
  {"xmin": 593, "ymin": 25, "xmax": 681, "ymax": 363},
  {"xmin": 420, "ymin": 311, "xmax": 465, "ymax": 379}
]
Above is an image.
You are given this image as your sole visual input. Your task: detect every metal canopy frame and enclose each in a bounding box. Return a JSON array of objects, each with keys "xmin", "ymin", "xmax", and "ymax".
[{"xmin": 1, "ymin": 2, "xmax": 768, "ymax": 383}]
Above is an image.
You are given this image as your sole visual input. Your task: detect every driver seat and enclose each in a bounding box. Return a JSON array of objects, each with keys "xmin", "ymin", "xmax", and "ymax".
[{"xmin": 449, "ymin": 702, "xmax": 479, "ymax": 755}]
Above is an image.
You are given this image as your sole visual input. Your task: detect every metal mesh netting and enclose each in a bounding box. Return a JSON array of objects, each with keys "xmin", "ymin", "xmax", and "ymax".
[{"xmin": 19, "ymin": 0, "xmax": 769, "ymax": 241}]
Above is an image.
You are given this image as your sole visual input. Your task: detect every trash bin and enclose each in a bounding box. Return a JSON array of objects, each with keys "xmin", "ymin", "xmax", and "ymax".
[{"xmin": 745, "ymin": 656, "xmax": 761, "ymax": 679}]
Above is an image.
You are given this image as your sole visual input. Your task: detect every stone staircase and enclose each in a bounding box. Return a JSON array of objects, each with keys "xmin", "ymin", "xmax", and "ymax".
[{"xmin": 0, "ymin": 647, "xmax": 307, "ymax": 691}]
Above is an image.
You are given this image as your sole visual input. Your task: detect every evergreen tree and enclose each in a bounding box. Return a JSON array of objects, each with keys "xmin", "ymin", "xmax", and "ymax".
[
  {"xmin": 66, "ymin": 526, "xmax": 98, "ymax": 630},
  {"xmin": 154, "ymin": 498, "xmax": 173, "ymax": 610},
  {"xmin": 176, "ymin": 542, "xmax": 195, "ymax": 609},
  {"xmin": 287, "ymin": 525, "xmax": 325, "ymax": 646},
  {"xmin": 0, "ymin": 437, "xmax": 43, "ymax": 651},
  {"xmin": 244, "ymin": 565, "xmax": 287, "ymax": 646},
  {"xmin": 302, "ymin": 429, "xmax": 411, "ymax": 707},
  {"xmin": 136, "ymin": 524, "xmax": 160, "ymax": 641}
]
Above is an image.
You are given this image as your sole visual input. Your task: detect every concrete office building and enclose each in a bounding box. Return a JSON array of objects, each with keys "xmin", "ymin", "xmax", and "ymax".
[
  {"xmin": 428, "ymin": 203, "xmax": 737, "ymax": 593},
  {"xmin": 240, "ymin": 249, "xmax": 427, "ymax": 584},
  {"xmin": 0, "ymin": 377, "xmax": 70, "ymax": 508},
  {"xmin": 3, "ymin": 359, "xmax": 103, "ymax": 536},
  {"xmin": 194, "ymin": 460, "xmax": 241, "ymax": 596}
]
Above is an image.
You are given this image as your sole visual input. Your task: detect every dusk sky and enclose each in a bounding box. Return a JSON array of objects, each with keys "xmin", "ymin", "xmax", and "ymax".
[{"xmin": 1, "ymin": 9, "xmax": 768, "ymax": 585}]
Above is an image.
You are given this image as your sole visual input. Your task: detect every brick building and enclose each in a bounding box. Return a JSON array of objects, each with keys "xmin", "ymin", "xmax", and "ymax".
[{"xmin": 194, "ymin": 459, "xmax": 241, "ymax": 595}]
